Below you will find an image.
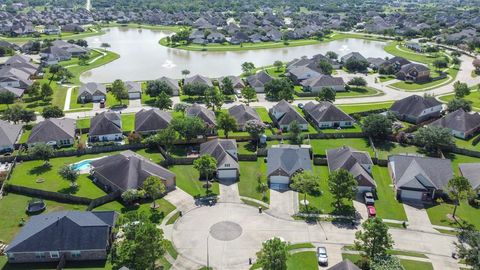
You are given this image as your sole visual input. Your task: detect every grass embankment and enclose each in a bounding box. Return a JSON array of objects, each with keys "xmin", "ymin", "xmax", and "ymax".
[{"xmin": 0, "ymin": 27, "xmax": 104, "ymax": 43}]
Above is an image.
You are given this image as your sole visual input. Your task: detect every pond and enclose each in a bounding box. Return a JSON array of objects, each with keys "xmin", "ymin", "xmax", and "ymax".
[{"xmin": 80, "ymin": 27, "xmax": 391, "ymax": 83}]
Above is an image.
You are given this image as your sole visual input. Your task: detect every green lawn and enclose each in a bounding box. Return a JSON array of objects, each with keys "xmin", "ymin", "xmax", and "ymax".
[
  {"xmin": 342, "ymin": 253, "xmax": 434, "ymax": 270},
  {"xmin": 389, "ymin": 75, "xmax": 451, "ymax": 91},
  {"xmin": 337, "ymin": 102, "xmax": 393, "ymax": 114},
  {"xmin": 439, "ymin": 89, "xmax": 480, "ymax": 111},
  {"xmin": 76, "ymin": 113, "xmax": 135, "ymax": 132},
  {"xmin": 307, "ymin": 138, "xmax": 374, "ymax": 156},
  {"xmin": 286, "ymin": 251, "xmax": 318, "ymax": 270},
  {"xmin": 372, "ymin": 166, "xmax": 407, "ymax": 221},
  {"xmin": 302, "ymin": 165, "xmax": 339, "ymax": 214},
  {"xmin": 168, "ymin": 165, "xmax": 219, "ymax": 197},
  {"xmin": 65, "ymin": 50, "xmax": 120, "ymax": 85},
  {"xmin": 238, "ymin": 160, "xmax": 269, "ymax": 202},
  {"xmin": 426, "ymin": 200, "xmax": 480, "ymax": 229},
  {"xmin": 336, "ymin": 86, "xmax": 382, "ymax": 98},
  {"xmin": 375, "ymin": 141, "xmax": 423, "ymax": 160},
  {"xmin": 254, "ymin": 107, "xmax": 273, "ymax": 123},
  {"xmin": 69, "ymin": 87, "xmax": 93, "ymax": 110},
  {"xmin": 0, "ymin": 28, "xmax": 104, "ymax": 43},
  {"xmin": 319, "ymin": 124, "xmax": 363, "ymax": 134},
  {"xmin": 379, "ymin": 75, "xmax": 396, "ymax": 83},
  {"xmin": 106, "ymin": 91, "xmax": 130, "ymax": 108},
  {"xmin": 383, "ymin": 42, "xmax": 444, "ymax": 65}
]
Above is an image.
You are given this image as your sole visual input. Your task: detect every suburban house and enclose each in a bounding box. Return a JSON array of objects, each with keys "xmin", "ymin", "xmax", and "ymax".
[
  {"xmin": 89, "ymin": 111, "xmax": 123, "ymax": 142},
  {"xmin": 300, "ymin": 75, "xmax": 345, "ymax": 93},
  {"xmin": 0, "ymin": 120, "xmax": 22, "ymax": 153},
  {"xmin": 125, "ymin": 81, "xmax": 142, "ymax": 99},
  {"xmin": 5, "ymin": 211, "xmax": 117, "ymax": 263},
  {"xmin": 246, "ymin": 71, "xmax": 273, "ymax": 93},
  {"xmin": 91, "ymin": 150, "xmax": 176, "ymax": 192},
  {"xmin": 156, "ymin": 76, "xmax": 180, "ymax": 96},
  {"xmin": 200, "ymin": 138, "xmax": 239, "ymax": 180},
  {"xmin": 135, "ymin": 108, "xmax": 172, "ymax": 134},
  {"xmin": 458, "ymin": 163, "xmax": 480, "ymax": 195},
  {"xmin": 328, "ymin": 259, "xmax": 361, "ymax": 270},
  {"xmin": 219, "ymin": 75, "xmax": 245, "ymax": 94},
  {"xmin": 4, "ymin": 55, "xmax": 39, "ymax": 76},
  {"xmin": 270, "ymin": 100, "xmax": 308, "ymax": 131},
  {"xmin": 78, "ymin": 82, "xmax": 107, "ymax": 103},
  {"xmin": 390, "ymin": 95, "xmax": 443, "ymax": 124},
  {"xmin": 327, "ymin": 146, "xmax": 376, "ymax": 192},
  {"xmin": 0, "ymin": 67, "xmax": 33, "ymax": 89},
  {"xmin": 51, "ymin": 40, "xmax": 88, "ymax": 56},
  {"xmin": 395, "ymin": 63, "xmax": 430, "ymax": 82},
  {"xmin": 186, "ymin": 104, "xmax": 217, "ymax": 127},
  {"xmin": 0, "ymin": 85, "xmax": 24, "ymax": 98},
  {"xmin": 340, "ymin": 52, "xmax": 367, "ymax": 63},
  {"xmin": 184, "ymin": 74, "xmax": 213, "ymax": 87},
  {"xmin": 380, "ymin": 56, "xmax": 411, "ymax": 72},
  {"xmin": 40, "ymin": 46, "xmax": 72, "ymax": 63},
  {"xmin": 228, "ymin": 104, "xmax": 262, "ymax": 131},
  {"xmin": 429, "ymin": 109, "xmax": 480, "ymax": 139},
  {"xmin": 287, "ymin": 65, "xmax": 321, "ymax": 83},
  {"xmin": 303, "ymin": 101, "xmax": 354, "ymax": 129},
  {"xmin": 267, "ymin": 144, "xmax": 312, "ymax": 188},
  {"xmin": 388, "ymin": 155, "xmax": 453, "ymax": 201},
  {"xmin": 27, "ymin": 118, "xmax": 76, "ymax": 148}
]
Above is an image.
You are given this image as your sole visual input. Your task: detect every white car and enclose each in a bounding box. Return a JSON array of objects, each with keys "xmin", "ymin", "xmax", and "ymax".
[{"xmin": 317, "ymin": 246, "xmax": 328, "ymax": 266}]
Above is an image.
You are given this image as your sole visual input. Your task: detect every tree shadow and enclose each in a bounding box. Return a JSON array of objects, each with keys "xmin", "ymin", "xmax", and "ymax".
[
  {"xmin": 58, "ymin": 184, "xmax": 79, "ymax": 195},
  {"xmin": 28, "ymin": 165, "xmax": 52, "ymax": 176}
]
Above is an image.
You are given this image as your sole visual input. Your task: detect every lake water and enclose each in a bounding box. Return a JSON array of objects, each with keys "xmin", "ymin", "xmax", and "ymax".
[{"xmin": 80, "ymin": 27, "xmax": 391, "ymax": 83}]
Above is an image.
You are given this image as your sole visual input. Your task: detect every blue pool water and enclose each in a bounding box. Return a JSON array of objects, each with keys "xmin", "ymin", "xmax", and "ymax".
[{"xmin": 71, "ymin": 160, "xmax": 92, "ymax": 171}]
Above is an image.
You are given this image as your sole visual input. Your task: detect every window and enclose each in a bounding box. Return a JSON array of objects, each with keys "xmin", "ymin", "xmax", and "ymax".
[
  {"xmin": 50, "ymin": 251, "xmax": 60, "ymax": 258},
  {"xmin": 35, "ymin": 252, "xmax": 46, "ymax": 259},
  {"xmin": 225, "ymin": 164, "xmax": 230, "ymax": 167},
  {"xmin": 71, "ymin": 251, "xmax": 81, "ymax": 258},
  {"xmin": 7, "ymin": 253, "xmax": 15, "ymax": 260}
]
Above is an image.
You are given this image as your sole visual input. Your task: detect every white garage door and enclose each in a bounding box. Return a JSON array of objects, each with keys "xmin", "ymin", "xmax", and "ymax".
[
  {"xmin": 129, "ymin": 93, "xmax": 141, "ymax": 99},
  {"xmin": 218, "ymin": 169, "xmax": 237, "ymax": 180},
  {"xmin": 92, "ymin": 95, "xmax": 104, "ymax": 102},
  {"xmin": 401, "ymin": 190, "xmax": 423, "ymax": 201}
]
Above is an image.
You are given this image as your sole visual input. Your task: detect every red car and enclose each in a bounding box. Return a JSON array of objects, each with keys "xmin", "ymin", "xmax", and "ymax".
[{"xmin": 367, "ymin": 205, "xmax": 376, "ymax": 218}]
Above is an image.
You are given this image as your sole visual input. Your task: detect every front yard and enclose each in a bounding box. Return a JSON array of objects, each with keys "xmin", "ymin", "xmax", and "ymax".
[
  {"xmin": 168, "ymin": 165, "xmax": 220, "ymax": 197},
  {"xmin": 238, "ymin": 160, "xmax": 269, "ymax": 202},
  {"xmin": 371, "ymin": 166, "xmax": 407, "ymax": 221}
]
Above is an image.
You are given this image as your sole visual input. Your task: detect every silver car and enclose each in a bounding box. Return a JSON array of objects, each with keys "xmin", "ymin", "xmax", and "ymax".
[
  {"xmin": 364, "ymin": 192, "xmax": 375, "ymax": 205},
  {"xmin": 317, "ymin": 246, "xmax": 328, "ymax": 266}
]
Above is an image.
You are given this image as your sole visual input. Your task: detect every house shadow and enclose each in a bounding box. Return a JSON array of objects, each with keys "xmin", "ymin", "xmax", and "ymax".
[
  {"xmin": 218, "ymin": 178, "xmax": 238, "ymax": 187},
  {"xmin": 1, "ymin": 260, "xmax": 109, "ymax": 270}
]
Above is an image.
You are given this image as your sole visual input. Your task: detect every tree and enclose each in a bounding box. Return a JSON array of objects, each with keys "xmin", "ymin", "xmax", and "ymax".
[
  {"xmin": 170, "ymin": 116, "xmax": 206, "ymax": 140},
  {"xmin": 345, "ymin": 58, "xmax": 369, "ymax": 72},
  {"xmin": 432, "ymin": 58, "xmax": 448, "ymax": 70},
  {"xmin": 111, "ymin": 79, "xmax": 128, "ymax": 105},
  {"xmin": 173, "ymin": 102, "xmax": 189, "ymax": 115},
  {"xmin": 114, "ymin": 213, "xmax": 164, "ymax": 270},
  {"xmin": 288, "ymin": 121, "xmax": 303, "ymax": 144},
  {"xmin": 257, "ymin": 237, "xmax": 288, "ymax": 270},
  {"xmin": 220, "ymin": 77, "xmax": 234, "ymax": 95},
  {"xmin": 348, "ymin": 77, "xmax": 367, "ymax": 87},
  {"xmin": 318, "ymin": 60, "xmax": 333, "ymax": 75},
  {"xmin": 154, "ymin": 92, "xmax": 172, "ymax": 110},
  {"xmin": 455, "ymin": 227, "xmax": 480, "ymax": 269},
  {"xmin": 0, "ymin": 91, "xmax": 15, "ymax": 107},
  {"xmin": 48, "ymin": 64, "xmax": 62, "ymax": 84},
  {"xmin": 2, "ymin": 104, "xmax": 25, "ymax": 123},
  {"xmin": 241, "ymin": 62, "xmax": 255, "ymax": 75},
  {"xmin": 415, "ymin": 126, "xmax": 455, "ymax": 154},
  {"xmin": 58, "ymin": 164, "xmax": 79, "ymax": 186},
  {"xmin": 20, "ymin": 109, "xmax": 36, "ymax": 123},
  {"xmin": 41, "ymin": 106, "xmax": 64, "ymax": 118},
  {"xmin": 26, "ymin": 81, "xmax": 40, "ymax": 98},
  {"xmin": 328, "ymin": 169, "xmax": 358, "ymax": 209},
  {"xmin": 362, "ymin": 114, "xmax": 393, "ymax": 140},
  {"xmin": 354, "ymin": 218, "xmax": 394, "ymax": 261},
  {"xmin": 145, "ymin": 80, "xmax": 173, "ymax": 97},
  {"xmin": 241, "ymin": 86, "xmax": 257, "ymax": 105},
  {"xmin": 204, "ymin": 87, "xmax": 224, "ymax": 111},
  {"xmin": 451, "ymin": 56, "xmax": 461, "ymax": 66},
  {"xmin": 264, "ymin": 78, "xmax": 294, "ymax": 101},
  {"xmin": 193, "ymin": 154, "xmax": 217, "ymax": 194},
  {"xmin": 454, "ymin": 81, "xmax": 470, "ymax": 98},
  {"xmin": 447, "ymin": 176, "xmax": 473, "ymax": 218},
  {"xmin": 121, "ymin": 189, "xmax": 144, "ymax": 204},
  {"xmin": 326, "ymin": 51, "xmax": 338, "ymax": 60},
  {"xmin": 447, "ymin": 98, "xmax": 472, "ymax": 112},
  {"xmin": 29, "ymin": 143, "xmax": 54, "ymax": 166},
  {"xmin": 181, "ymin": 69, "xmax": 190, "ymax": 78},
  {"xmin": 57, "ymin": 68, "xmax": 73, "ymax": 82},
  {"xmin": 291, "ymin": 171, "xmax": 320, "ymax": 213},
  {"xmin": 40, "ymin": 83, "xmax": 53, "ymax": 101},
  {"xmin": 245, "ymin": 120, "xmax": 265, "ymax": 141},
  {"xmin": 156, "ymin": 127, "xmax": 177, "ymax": 153},
  {"xmin": 217, "ymin": 113, "xmax": 237, "ymax": 138},
  {"xmin": 100, "ymin": 42, "xmax": 110, "ymax": 51},
  {"xmin": 317, "ymin": 87, "xmax": 336, "ymax": 102},
  {"xmin": 273, "ymin": 60, "xmax": 283, "ymax": 71},
  {"xmin": 473, "ymin": 59, "xmax": 480, "ymax": 73},
  {"xmin": 143, "ymin": 176, "xmax": 166, "ymax": 208},
  {"xmin": 182, "ymin": 82, "xmax": 209, "ymax": 96},
  {"xmin": 78, "ymin": 54, "xmax": 89, "ymax": 65}
]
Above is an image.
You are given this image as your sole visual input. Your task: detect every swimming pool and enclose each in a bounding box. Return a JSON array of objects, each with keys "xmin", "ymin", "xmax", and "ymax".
[{"xmin": 71, "ymin": 160, "xmax": 92, "ymax": 171}]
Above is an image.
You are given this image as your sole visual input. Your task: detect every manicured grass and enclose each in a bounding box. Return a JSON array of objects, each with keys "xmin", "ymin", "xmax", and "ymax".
[
  {"xmin": 168, "ymin": 165, "xmax": 219, "ymax": 197},
  {"xmin": 336, "ymin": 86, "xmax": 382, "ymax": 98},
  {"xmin": 342, "ymin": 253, "xmax": 434, "ymax": 270},
  {"xmin": 287, "ymin": 242, "xmax": 315, "ymax": 251},
  {"xmin": 254, "ymin": 107, "xmax": 273, "ymax": 123},
  {"xmin": 164, "ymin": 239, "xmax": 179, "ymax": 259},
  {"xmin": 76, "ymin": 113, "xmax": 136, "ymax": 132},
  {"xmin": 383, "ymin": 42, "xmax": 444, "ymax": 65},
  {"xmin": 371, "ymin": 166, "xmax": 407, "ymax": 221},
  {"xmin": 166, "ymin": 211, "xmax": 181, "ymax": 225},
  {"xmin": 76, "ymin": 118, "xmax": 90, "ymax": 129},
  {"xmin": 238, "ymin": 160, "xmax": 269, "ymax": 202},
  {"xmin": 439, "ymin": 89, "xmax": 480, "ymax": 111},
  {"xmin": 379, "ymin": 75, "xmax": 396, "ymax": 83},
  {"xmin": 106, "ymin": 91, "xmax": 130, "ymax": 109},
  {"xmin": 307, "ymin": 138, "xmax": 374, "ymax": 156},
  {"xmin": 69, "ymin": 87, "xmax": 93, "ymax": 110},
  {"xmin": 389, "ymin": 75, "xmax": 451, "ymax": 91},
  {"xmin": 286, "ymin": 251, "xmax": 318, "ymax": 270},
  {"xmin": 18, "ymin": 126, "xmax": 32, "ymax": 144},
  {"xmin": 66, "ymin": 50, "xmax": 120, "ymax": 85},
  {"xmin": 241, "ymin": 198, "xmax": 268, "ymax": 210},
  {"xmin": 319, "ymin": 124, "xmax": 362, "ymax": 134},
  {"xmin": 337, "ymin": 102, "xmax": 393, "ymax": 114},
  {"xmin": 375, "ymin": 141, "xmax": 423, "ymax": 160},
  {"xmin": 302, "ymin": 165, "xmax": 338, "ymax": 214},
  {"xmin": 94, "ymin": 198, "xmax": 175, "ymax": 224},
  {"xmin": 426, "ymin": 201, "xmax": 480, "ymax": 229}
]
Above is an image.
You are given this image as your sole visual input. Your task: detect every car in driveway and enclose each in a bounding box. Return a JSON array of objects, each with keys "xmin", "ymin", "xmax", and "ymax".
[
  {"xmin": 364, "ymin": 192, "xmax": 375, "ymax": 205},
  {"xmin": 367, "ymin": 205, "xmax": 376, "ymax": 218},
  {"xmin": 317, "ymin": 246, "xmax": 328, "ymax": 266}
]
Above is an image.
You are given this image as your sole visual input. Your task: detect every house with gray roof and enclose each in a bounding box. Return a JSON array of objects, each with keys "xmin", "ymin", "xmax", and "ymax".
[
  {"xmin": 5, "ymin": 211, "xmax": 117, "ymax": 263},
  {"xmin": 91, "ymin": 150, "xmax": 176, "ymax": 193},
  {"xmin": 0, "ymin": 85, "xmax": 24, "ymax": 98},
  {"xmin": 458, "ymin": 163, "xmax": 480, "ymax": 195},
  {"xmin": 246, "ymin": 71, "xmax": 273, "ymax": 93},
  {"xmin": 228, "ymin": 104, "xmax": 262, "ymax": 131},
  {"xmin": 396, "ymin": 63, "xmax": 430, "ymax": 82},
  {"xmin": 186, "ymin": 104, "xmax": 216, "ymax": 127},
  {"xmin": 78, "ymin": 82, "xmax": 107, "ymax": 102},
  {"xmin": 184, "ymin": 74, "xmax": 213, "ymax": 87},
  {"xmin": 390, "ymin": 95, "xmax": 442, "ymax": 124},
  {"xmin": 219, "ymin": 76, "xmax": 244, "ymax": 94},
  {"xmin": 270, "ymin": 100, "xmax": 308, "ymax": 131},
  {"xmin": 267, "ymin": 144, "xmax": 312, "ymax": 187},
  {"xmin": 51, "ymin": 39, "xmax": 88, "ymax": 56},
  {"xmin": 0, "ymin": 120, "xmax": 21, "ymax": 152},
  {"xmin": 125, "ymin": 81, "xmax": 142, "ymax": 99},
  {"xmin": 157, "ymin": 76, "xmax": 180, "ymax": 96},
  {"xmin": 27, "ymin": 118, "xmax": 75, "ymax": 147},
  {"xmin": 303, "ymin": 101, "xmax": 354, "ymax": 129},
  {"xmin": 327, "ymin": 146, "xmax": 376, "ymax": 192},
  {"xmin": 328, "ymin": 259, "xmax": 361, "ymax": 270},
  {"xmin": 0, "ymin": 66, "xmax": 33, "ymax": 89},
  {"xmin": 429, "ymin": 109, "xmax": 480, "ymax": 139},
  {"xmin": 340, "ymin": 52, "xmax": 367, "ymax": 63},
  {"xmin": 388, "ymin": 155, "xmax": 453, "ymax": 201},
  {"xmin": 4, "ymin": 55, "xmax": 39, "ymax": 76},
  {"xmin": 301, "ymin": 75, "xmax": 345, "ymax": 93},
  {"xmin": 200, "ymin": 138, "xmax": 238, "ymax": 180},
  {"xmin": 287, "ymin": 66, "xmax": 322, "ymax": 83},
  {"xmin": 135, "ymin": 108, "xmax": 172, "ymax": 134},
  {"xmin": 89, "ymin": 111, "xmax": 122, "ymax": 142}
]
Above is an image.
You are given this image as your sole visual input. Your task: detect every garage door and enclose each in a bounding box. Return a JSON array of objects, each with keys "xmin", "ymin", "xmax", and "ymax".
[
  {"xmin": 270, "ymin": 176, "xmax": 289, "ymax": 185},
  {"xmin": 401, "ymin": 190, "xmax": 423, "ymax": 201},
  {"xmin": 218, "ymin": 169, "xmax": 237, "ymax": 180},
  {"xmin": 129, "ymin": 93, "xmax": 141, "ymax": 99},
  {"xmin": 92, "ymin": 95, "xmax": 104, "ymax": 102}
]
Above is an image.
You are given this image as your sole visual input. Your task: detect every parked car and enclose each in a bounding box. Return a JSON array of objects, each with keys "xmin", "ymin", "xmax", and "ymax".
[
  {"xmin": 317, "ymin": 246, "xmax": 328, "ymax": 266},
  {"xmin": 298, "ymin": 103, "xmax": 304, "ymax": 109},
  {"xmin": 367, "ymin": 205, "xmax": 376, "ymax": 218},
  {"xmin": 100, "ymin": 99, "xmax": 105, "ymax": 108},
  {"xmin": 364, "ymin": 192, "xmax": 375, "ymax": 205}
]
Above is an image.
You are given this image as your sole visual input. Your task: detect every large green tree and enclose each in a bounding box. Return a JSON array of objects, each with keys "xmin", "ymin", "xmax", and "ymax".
[
  {"xmin": 193, "ymin": 154, "xmax": 217, "ymax": 194},
  {"xmin": 256, "ymin": 237, "xmax": 289, "ymax": 270},
  {"xmin": 288, "ymin": 121, "xmax": 303, "ymax": 145},
  {"xmin": 143, "ymin": 175, "xmax": 166, "ymax": 208},
  {"xmin": 111, "ymin": 79, "xmax": 128, "ymax": 105},
  {"xmin": 241, "ymin": 86, "xmax": 257, "ymax": 105},
  {"xmin": 447, "ymin": 98, "xmax": 472, "ymax": 112},
  {"xmin": 354, "ymin": 217, "xmax": 394, "ymax": 261},
  {"xmin": 170, "ymin": 116, "xmax": 206, "ymax": 141},
  {"xmin": 264, "ymin": 78, "xmax": 294, "ymax": 101},
  {"xmin": 155, "ymin": 92, "xmax": 173, "ymax": 110},
  {"xmin": 447, "ymin": 176, "xmax": 473, "ymax": 218},
  {"xmin": 454, "ymin": 81, "xmax": 470, "ymax": 98},
  {"xmin": 291, "ymin": 171, "xmax": 320, "ymax": 213},
  {"xmin": 456, "ymin": 227, "xmax": 480, "ymax": 270},
  {"xmin": 415, "ymin": 126, "xmax": 455, "ymax": 154},
  {"xmin": 245, "ymin": 120, "xmax": 265, "ymax": 141},
  {"xmin": 58, "ymin": 164, "xmax": 79, "ymax": 187},
  {"xmin": 362, "ymin": 114, "xmax": 393, "ymax": 140},
  {"xmin": 328, "ymin": 169, "xmax": 358, "ymax": 209},
  {"xmin": 204, "ymin": 87, "xmax": 224, "ymax": 111},
  {"xmin": 29, "ymin": 143, "xmax": 55, "ymax": 166},
  {"xmin": 317, "ymin": 87, "xmax": 336, "ymax": 102},
  {"xmin": 145, "ymin": 80, "xmax": 173, "ymax": 97},
  {"xmin": 217, "ymin": 113, "xmax": 237, "ymax": 138}
]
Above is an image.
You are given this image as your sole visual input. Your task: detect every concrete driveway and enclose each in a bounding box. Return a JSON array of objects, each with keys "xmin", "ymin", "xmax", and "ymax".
[
  {"xmin": 268, "ymin": 188, "xmax": 298, "ymax": 220},
  {"xmin": 164, "ymin": 188, "xmax": 196, "ymax": 212},
  {"xmin": 218, "ymin": 179, "xmax": 241, "ymax": 203},
  {"xmin": 403, "ymin": 202, "xmax": 436, "ymax": 233}
]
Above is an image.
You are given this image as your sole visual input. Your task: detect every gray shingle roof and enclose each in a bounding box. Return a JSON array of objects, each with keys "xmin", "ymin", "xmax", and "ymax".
[
  {"xmin": 89, "ymin": 111, "xmax": 122, "ymax": 136},
  {"xmin": 0, "ymin": 86, "xmax": 24, "ymax": 97},
  {"xmin": 125, "ymin": 81, "xmax": 141, "ymax": 94},
  {"xmin": 300, "ymin": 75, "xmax": 344, "ymax": 88},
  {"xmin": 327, "ymin": 146, "xmax": 376, "ymax": 187},
  {"xmin": 303, "ymin": 101, "xmax": 353, "ymax": 124},
  {"xmin": 186, "ymin": 104, "xmax": 216, "ymax": 126},
  {"xmin": 185, "ymin": 74, "xmax": 213, "ymax": 87},
  {"xmin": 247, "ymin": 71, "xmax": 273, "ymax": 87},
  {"xmin": 79, "ymin": 82, "xmax": 107, "ymax": 96},
  {"xmin": 267, "ymin": 145, "xmax": 311, "ymax": 177},
  {"xmin": 458, "ymin": 163, "xmax": 480, "ymax": 190},
  {"xmin": 398, "ymin": 63, "xmax": 430, "ymax": 73},
  {"xmin": 272, "ymin": 100, "xmax": 308, "ymax": 126},
  {"xmin": 200, "ymin": 138, "xmax": 238, "ymax": 169},
  {"xmin": 390, "ymin": 95, "xmax": 442, "ymax": 117},
  {"xmin": 328, "ymin": 259, "xmax": 361, "ymax": 270},
  {"xmin": 430, "ymin": 109, "xmax": 480, "ymax": 133},
  {"xmin": 0, "ymin": 120, "xmax": 21, "ymax": 146},
  {"xmin": 28, "ymin": 118, "xmax": 76, "ymax": 144},
  {"xmin": 135, "ymin": 109, "xmax": 172, "ymax": 133},
  {"xmin": 228, "ymin": 104, "xmax": 261, "ymax": 128},
  {"xmin": 5, "ymin": 211, "xmax": 117, "ymax": 253}
]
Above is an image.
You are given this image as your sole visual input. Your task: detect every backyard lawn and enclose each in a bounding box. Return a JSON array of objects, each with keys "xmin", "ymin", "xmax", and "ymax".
[
  {"xmin": 69, "ymin": 87, "xmax": 93, "ymax": 110},
  {"xmin": 168, "ymin": 165, "xmax": 219, "ymax": 197},
  {"xmin": 76, "ymin": 113, "xmax": 136, "ymax": 131},
  {"xmin": 238, "ymin": 160, "xmax": 269, "ymax": 202},
  {"xmin": 254, "ymin": 107, "xmax": 273, "ymax": 123},
  {"xmin": 375, "ymin": 141, "xmax": 423, "ymax": 160},
  {"xmin": 439, "ymin": 89, "xmax": 480, "ymax": 110},
  {"xmin": 337, "ymin": 102, "xmax": 393, "ymax": 114},
  {"xmin": 371, "ymin": 166, "xmax": 407, "ymax": 221},
  {"xmin": 307, "ymin": 138, "xmax": 374, "ymax": 156}
]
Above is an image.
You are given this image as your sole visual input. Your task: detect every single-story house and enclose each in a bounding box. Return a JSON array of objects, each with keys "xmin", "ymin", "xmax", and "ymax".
[
  {"xmin": 270, "ymin": 100, "xmax": 308, "ymax": 131},
  {"xmin": 200, "ymin": 138, "xmax": 239, "ymax": 180},
  {"xmin": 0, "ymin": 66, "xmax": 33, "ymax": 89},
  {"xmin": 390, "ymin": 95, "xmax": 443, "ymax": 124},
  {"xmin": 89, "ymin": 111, "xmax": 123, "ymax": 142},
  {"xmin": 458, "ymin": 163, "xmax": 480, "ymax": 195},
  {"xmin": 27, "ymin": 118, "xmax": 76, "ymax": 147},
  {"xmin": 91, "ymin": 150, "xmax": 176, "ymax": 193},
  {"xmin": 388, "ymin": 155, "xmax": 453, "ymax": 201},
  {"xmin": 0, "ymin": 120, "xmax": 22, "ymax": 153},
  {"xmin": 396, "ymin": 63, "xmax": 430, "ymax": 82},
  {"xmin": 367, "ymin": 57, "xmax": 386, "ymax": 70},
  {"xmin": 5, "ymin": 211, "xmax": 117, "ymax": 263},
  {"xmin": 0, "ymin": 85, "xmax": 24, "ymax": 98},
  {"xmin": 327, "ymin": 146, "xmax": 376, "ymax": 192},
  {"xmin": 246, "ymin": 71, "xmax": 273, "ymax": 93},
  {"xmin": 125, "ymin": 81, "xmax": 142, "ymax": 99},
  {"xmin": 303, "ymin": 101, "xmax": 354, "ymax": 129},
  {"xmin": 267, "ymin": 144, "xmax": 312, "ymax": 188},
  {"xmin": 228, "ymin": 104, "xmax": 262, "ymax": 131},
  {"xmin": 328, "ymin": 259, "xmax": 361, "ymax": 270},
  {"xmin": 186, "ymin": 104, "xmax": 217, "ymax": 127},
  {"xmin": 287, "ymin": 66, "xmax": 321, "ymax": 83},
  {"xmin": 340, "ymin": 52, "xmax": 367, "ymax": 63},
  {"xmin": 135, "ymin": 108, "xmax": 172, "ymax": 134},
  {"xmin": 219, "ymin": 75, "xmax": 245, "ymax": 94},
  {"xmin": 429, "ymin": 109, "xmax": 480, "ymax": 139},
  {"xmin": 300, "ymin": 74, "xmax": 345, "ymax": 93},
  {"xmin": 156, "ymin": 76, "xmax": 180, "ymax": 96},
  {"xmin": 184, "ymin": 74, "xmax": 213, "ymax": 87},
  {"xmin": 5, "ymin": 55, "xmax": 39, "ymax": 76},
  {"xmin": 51, "ymin": 40, "xmax": 88, "ymax": 56},
  {"xmin": 78, "ymin": 82, "xmax": 107, "ymax": 103}
]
